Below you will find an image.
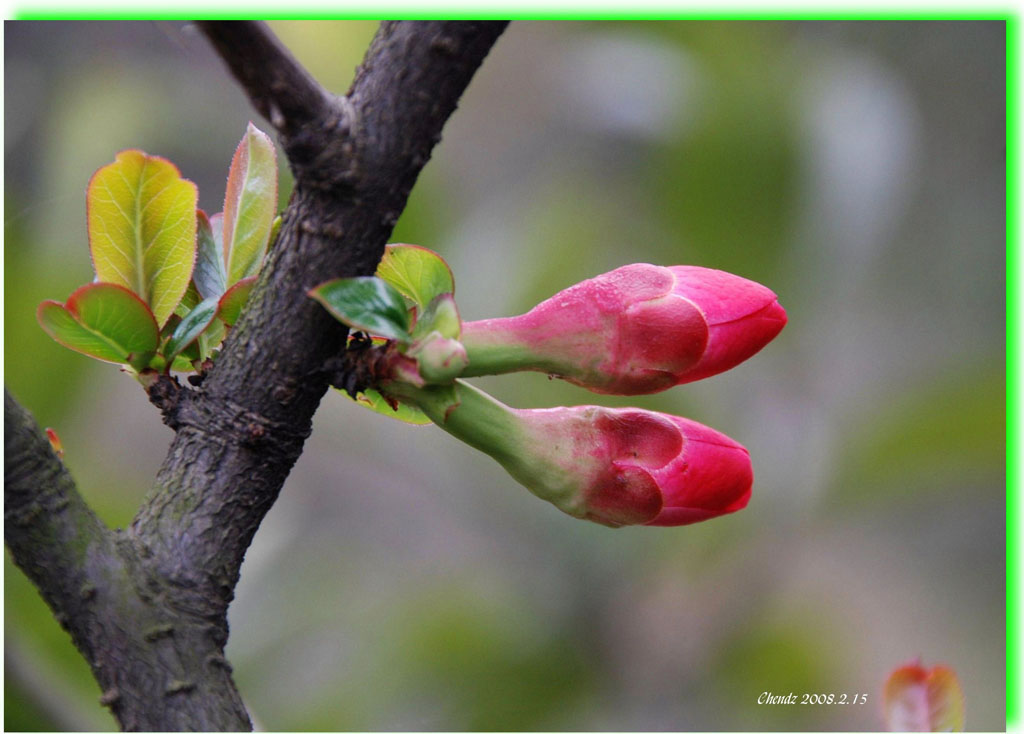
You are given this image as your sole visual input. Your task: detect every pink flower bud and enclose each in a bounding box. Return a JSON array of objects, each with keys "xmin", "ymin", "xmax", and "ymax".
[
  {"xmin": 461, "ymin": 263, "xmax": 786, "ymax": 394},
  {"xmin": 519, "ymin": 405, "xmax": 753, "ymax": 527},
  {"xmin": 391, "ymin": 380, "xmax": 752, "ymax": 528}
]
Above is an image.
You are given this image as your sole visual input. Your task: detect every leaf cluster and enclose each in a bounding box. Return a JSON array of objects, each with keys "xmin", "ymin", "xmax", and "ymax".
[
  {"xmin": 310, "ymin": 245, "xmax": 458, "ymax": 424},
  {"xmin": 37, "ymin": 123, "xmax": 280, "ymax": 378}
]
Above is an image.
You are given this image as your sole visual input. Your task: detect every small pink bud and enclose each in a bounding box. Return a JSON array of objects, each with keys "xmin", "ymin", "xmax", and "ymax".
[
  {"xmin": 407, "ymin": 332, "xmax": 469, "ymax": 384},
  {"xmin": 461, "ymin": 264, "xmax": 786, "ymax": 394}
]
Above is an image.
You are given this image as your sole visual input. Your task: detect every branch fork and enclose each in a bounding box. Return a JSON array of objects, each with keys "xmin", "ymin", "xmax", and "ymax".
[{"xmin": 5, "ymin": 20, "xmax": 508, "ymax": 731}]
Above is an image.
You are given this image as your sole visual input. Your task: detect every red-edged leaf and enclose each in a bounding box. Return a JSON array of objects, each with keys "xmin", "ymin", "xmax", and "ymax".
[
  {"xmin": 223, "ymin": 123, "xmax": 278, "ymax": 285},
  {"xmin": 217, "ymin": 277, "xmax": 256, "ymax": 326},
  {"xmin": 883, "ymin": 661, "xmax": 965, "ymax": 732},
  {"xmin": 38, "ymin": 283, "xmax": 160, "ymax": 370}
]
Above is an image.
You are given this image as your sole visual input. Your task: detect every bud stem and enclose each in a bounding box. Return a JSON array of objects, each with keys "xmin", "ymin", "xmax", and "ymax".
[
  {"xmin": 385, "ymin": 379, "xmax": 522, "ymax": 461},
  {"xmin": 384, "ymin": 379, "xmax": 579, "ymax": 510},
  {"xmin": 458, "ymin": 317, "xmax": 552, "ymax": 377}
]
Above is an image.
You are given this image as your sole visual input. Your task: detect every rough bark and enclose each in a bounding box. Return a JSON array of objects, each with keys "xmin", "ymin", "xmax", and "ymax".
[
  {"xmin": 5, "ymin": 391, "xmax": 251, "ymax": 730},
  {"xmin": 5, "ymin": 20, "xmax": 507, "ymax": 731}
]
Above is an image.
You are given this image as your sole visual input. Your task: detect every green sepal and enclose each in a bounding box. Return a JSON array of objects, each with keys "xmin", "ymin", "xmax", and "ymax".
[
  {"xmin": 407, "ymin": 334, "xmax": 468, "ymax": 385},
  {"xmin": 310, "ymin": 277, "xmax": 412, "ymax": 343},
  {"xmin": 411, "ymin": 292, "xmax": 461, "ymax": 341}
]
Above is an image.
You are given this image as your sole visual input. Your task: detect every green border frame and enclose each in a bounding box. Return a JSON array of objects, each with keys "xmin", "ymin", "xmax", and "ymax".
[
  {"xmin": 5, "ymin": 9, "xmax": 1019, "ymax": 730},
  {"xmin": 1008, "ymin": 13, "xmax": 1020, "ymax": 731},
  {"xmin": 10, "ymin": 9, "xmax": 1019, "ymax": 20}
]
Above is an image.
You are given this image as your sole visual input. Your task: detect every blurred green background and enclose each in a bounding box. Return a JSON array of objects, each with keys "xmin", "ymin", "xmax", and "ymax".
[{"xmin": 4, "ymin": 20, "xmax": 1005, "ymax": 731}]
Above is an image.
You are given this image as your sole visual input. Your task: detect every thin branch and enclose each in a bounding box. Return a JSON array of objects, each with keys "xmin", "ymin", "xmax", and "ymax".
[{"xmin": 195, "ymin": 21, "xmax": 335, "ymax": 141}]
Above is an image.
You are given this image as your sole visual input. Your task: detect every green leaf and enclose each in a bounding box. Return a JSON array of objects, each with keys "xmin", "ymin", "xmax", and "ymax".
[
  {"xmin": 194, "ymin": 210, "xmax": 227, "ymax": 300},
  {"xmin": 175, "ymin": 281, "xmax": 202, "ymax": 319},
  {"xmin": 38, "ymin": 283, "xmax": 160, "ymax": 370},
  {"xmin": 177, "ymin": 335, "xmax": 201, "ymax": 364},
  {"xmin": 412, "ymin": 292, "xmax": 462, "ymax": 341},
  {"xmin": 310, "ymin": 277, "xmax": 412, "ymax": 343},
  {"xmin": 164, "ymin": 297, "xmax": 220, "ymax": 365},
  {"xmin": 175, "ymin": 302, "xmax": 226, "ymax": 364},
  {"xmin": 171, "ymin": 355, "xmax": 196, "ymax": 371},
  {"xmin": 223, "ymin": 123, "xmax": 278, "ymax": 285},
  {"xmin": 88, "ymin": 150, "xmax": 198, "ymax": 327},
  {"xmin": 217, "ymin": 277, "xmax": 257, "ymax": 326},
  {"xmin": 338, "ymin": 387, "xmax": 433, "ymax": 425},
  {"xmin": 197, "ymin": 317, "xmax": 227, "ymax": 361},
  {"xmin": 268, "ymin": 214, "xmax": 283, "ymax": 251},
  {"xmin": 884, "ymin": 663, "xmax": 965, "ymax": 732},
  {"xmin": 376, "ymin": 243, "xmax": 455, "ymax": 311}
]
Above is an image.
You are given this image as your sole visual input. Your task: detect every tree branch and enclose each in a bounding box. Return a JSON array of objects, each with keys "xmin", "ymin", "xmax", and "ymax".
[
  {"xmin": 133, "ymin": 17, "xmax": 506, "ymax": 599},
  {"xmin": 195, "ymin": 21, "xmax": 335, "ymax": 146},
  {"xmin": 119, "ymin": 20, "xmax": 506, "ymax": 728}
]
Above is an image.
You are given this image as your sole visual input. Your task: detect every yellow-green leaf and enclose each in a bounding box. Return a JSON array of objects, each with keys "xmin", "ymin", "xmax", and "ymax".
[
  {"xmin": 175, "ymin": 281, "xmax": 202, "ymax": 320},
  {"xmin": 338, "ymin": 387, "xmax": 432, "ymax": 425},
  {"xmin": 38, "ymin": 283, "xmax": 160, "ymax": 370},
  {"xmin": 223, "ymin": 123, "xmax": 278, "ymax": 285},
  {"xmin": 88, "ymin": 150, "xmax": 198, "ymax": 327},
  {"xmin": 376, "ymin": 243, "xmax": 455, "ymax": 311}
]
